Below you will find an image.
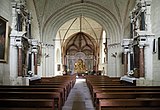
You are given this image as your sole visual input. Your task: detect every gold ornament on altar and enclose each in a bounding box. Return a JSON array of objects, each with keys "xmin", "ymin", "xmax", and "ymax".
[{"xmin": 74, "ymin": 59, "xmax": 86, "ymax": 73}]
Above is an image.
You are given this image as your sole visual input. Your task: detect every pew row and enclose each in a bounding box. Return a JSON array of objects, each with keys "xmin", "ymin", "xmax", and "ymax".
[
  {"xmin": 0, "ymin": 75, "xmax": 76, "ymax": 110},
  {"xmin": 99, "ymin": 99, "xmax": 160, "ymax": 110},
  {"xmin": 86, "ymin": 75, "xmax": 160, "ymax": 110},
  {"xmin": 95, "ymin": 92, "xmax": 160, "ymax": 109},
  {"xmin": 0, "ymin": 99, "xmax": 55, "ymax": 110},
  {"xmin": 0, "ymin": 91, "xmax": 61, "ymax": 110}
]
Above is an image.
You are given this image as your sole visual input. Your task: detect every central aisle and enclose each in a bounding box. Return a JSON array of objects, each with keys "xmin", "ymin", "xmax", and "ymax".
[{"xmin": 62, "ymin": 78, "xmax": 95, "ymax": 110}]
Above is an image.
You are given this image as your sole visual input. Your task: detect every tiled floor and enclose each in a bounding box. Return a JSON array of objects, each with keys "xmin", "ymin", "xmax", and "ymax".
[{"xmin": 62, "ymin": 78, "xmax": 95, "ymax": 110}]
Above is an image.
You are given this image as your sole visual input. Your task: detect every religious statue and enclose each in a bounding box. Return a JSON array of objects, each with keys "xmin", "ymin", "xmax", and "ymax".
[{"xmin": 74, "ymin": 59, "xmax": 86, "ymax": 73}]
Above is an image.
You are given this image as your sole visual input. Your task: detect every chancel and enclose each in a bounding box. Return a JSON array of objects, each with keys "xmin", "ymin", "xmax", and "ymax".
[{"xmin": 0, "ymin": 0, "xmax": 160, "ymax": 110}]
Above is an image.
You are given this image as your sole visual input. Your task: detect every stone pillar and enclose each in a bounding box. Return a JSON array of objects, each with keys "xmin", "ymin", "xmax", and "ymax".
[
  {"xmin": 122, "ymin": 39, "xmax": 131, "ymax": 75},
  {"xmin": 127, "ymin": 52, "xmax": 131, "ymax": 74},
  {"xmin": 17, "ymin": 46, "xmax": 22, "ymax": 76},
  {"xmin": 27, "ymin": 51, "xmax": 32, "ymax": 73},
  {"xmin": 7, "ymin": 35, "xmax": 18, "ymax": 85},
  {"xmin": 31, "ymin": 52, "xmax": 35, "ymax": 74},
  {"xmin": 130, "ymin": 51, "xmax": 134, "ymax": 71},
  {"xmin": 31, "ymin": 39, "xmax": 38, "ymax": 75},
  {"xmin": 34, "ymin": 53, "xmax": 38, "ymax": 75},
  {"xmin": 6, "ymin": 2, "xmax": 18, "ymax": 85},
  {"xmin": 139, "ymin": 46, "xmax": 145, "ymax": 77},
  {"xmin": 124, "ymin": 52, "xmax": 128, "ymax": 75},
  {"xmin": 144, "ymin": 35, "xmax": 154, "ymax": 80}
]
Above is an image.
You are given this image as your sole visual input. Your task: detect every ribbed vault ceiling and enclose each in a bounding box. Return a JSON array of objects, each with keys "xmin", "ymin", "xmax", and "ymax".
[
  {"xmin": 57, "ymin": 16, "xmax": 102, "ymax": 45},
  {"xmin": 32, "ymin": 0, "xmax": 135, "ymax": 44},
  {"xmin": 65, "ymin": 32, "xmax": 96, "ymax": 55}
]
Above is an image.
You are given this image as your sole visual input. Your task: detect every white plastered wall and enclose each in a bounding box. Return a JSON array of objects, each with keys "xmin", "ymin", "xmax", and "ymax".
[
  {"xmin": 107, "ymin": 45, "xmax": 123, "ymax": 77},
  {"xmin": 151, "ymin": 0, "xmax": 160, "ymax": 85},
  {"xmin": 40, "ymin": 44, "xmax": 54, "ymax": 77},
  {"xmin": 0, "ymin": 0, "xmax": 13, "ymax": 85}
]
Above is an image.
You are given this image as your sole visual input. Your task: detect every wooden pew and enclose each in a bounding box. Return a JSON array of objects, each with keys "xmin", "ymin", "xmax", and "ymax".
[
  {"xmin": 88, "ymin": 84, "xmax": 124, "ymax": 95},
  {"xmin": 0, "ymin": 108, "xmax": 53, "ymax": 110},
  {"xmin": 99, "ymin": 99, "xmax": 160, "ymax": 110},
  {"xmin": 86, "ymin": 77, "xmax": 123, "ymax": 94},
  {"xmin": 30, "ymin": 83, "xmax": 69, "ymax": 100},
  {"xmin": 95, "ymin": 92, "xmax": 160, "ymax": 109},
  {"xmin": 87, "ymin": 79, "xmax": 124, "ymax": 93},
  {"xmin": 0, "ymin": 91, "xmax": 61, "ymax": 110},
  {"xmin": 92, "ymin": 86, "xmax": 160, "ymax": 100},
  {"xmin": 86, "ymin": 75, "xmax": 120, "ymax": 83},
  {"xmin": 86, "ymin": 76, "xmax": 160, "ymax": 110},
  {"xmin": 0, "ymin": 86, "xmax": 65, "ymax": 106},
  {"xmin": 30, "ymin": 75, "xmax": 76, "ymax": 97},
  {"xmin": 0, "ymin": 99, "xmax": 55, "ymax": 110},
  {"xmin": 0, "ymin": 75, "xmax": 76, "ymax": 110}
]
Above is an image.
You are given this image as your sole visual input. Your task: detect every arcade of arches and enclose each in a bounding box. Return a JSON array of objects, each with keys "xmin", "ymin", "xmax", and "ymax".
[{"xmin": 0, "ymin": 0, "xmax": 160, "ymax": 86}]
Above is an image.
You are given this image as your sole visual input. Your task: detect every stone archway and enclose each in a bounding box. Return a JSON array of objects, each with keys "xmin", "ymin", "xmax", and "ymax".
[{"xmin": 64, "ymin": 32, "xmax": 96, "ymax": 74}]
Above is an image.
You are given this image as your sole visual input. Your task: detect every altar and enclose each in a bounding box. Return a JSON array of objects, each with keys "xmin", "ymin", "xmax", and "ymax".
[
  {"xmin": 74, "ymin": 59, "xmax": 86, "ymax": 76},
  {"xmin": 66, "ymin": 52, "xmax": 94, "ymax": 75}
]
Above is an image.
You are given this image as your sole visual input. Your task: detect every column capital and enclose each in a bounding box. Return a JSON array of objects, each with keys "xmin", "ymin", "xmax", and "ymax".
[
  {"xmin": 31, "ymin": 39, "xmax": 38, "ymax": 53},
  {"xmin": 121, "ymin": 39, "xmax": 130, "ymax": 46},
  {"xmin": 145, "ymin": 0, "xmax": 152, "ymax": 6},
  {"xmin": 136, "ymin": 30, "xmax": 155, "ymax": 48},
  {"xmin": 15, "ymin": 37, "xmax": 23, "ymax": 47},
  {"xmin": 122, "ymin": 39, "xmax": 133, "ymax": 53},
  {"xmin": 138, "ymin": 45, "xmax": 144, "ymax": 49},
  {"xmin": 11, "ymin": 2, "xmax": 17, "ymax": 7}
]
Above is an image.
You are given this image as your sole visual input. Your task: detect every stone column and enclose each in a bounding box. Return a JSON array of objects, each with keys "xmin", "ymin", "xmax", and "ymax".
[
  {"xmin": 34, "ymin": 53, "xmax": 38, "ymax": 75},
  {"xmin": 17, "ymin": 46, "xmax": 22, "ymax": 76},
  {"xmin": 127, "ymin": 52, "xmax": 131, "ymax": 75},
  {"xmin": 7, "ymin": 35, "xmax": 18, "ymax": 85},
  {"xmin": 130, "ymin": 51, "xmax": 134, "ymax": 71},
  {"xmin": 122, "ymin": 39, "xmax": 131, "ymax": 75},
  {"xmin": 7, "ymin": 1, "xmax": 21, "ymax": 85},
  {"xmin": 124, "ymin": 52, "xmax": 128, "ymax": 75},
  {"xmin": 31, "ymin": 52, "xmax": 35, "ymax": 75},
  {"xmin": 27, "ymin": 51, "xmax": 32, "ymax": 73},
  {"xmin": 31, "ymin": 39, "xmax": 38, "ymax": 75},
  {"xmin": 139, "ymin": 46, "xmax": 145, "ymax": 77}
]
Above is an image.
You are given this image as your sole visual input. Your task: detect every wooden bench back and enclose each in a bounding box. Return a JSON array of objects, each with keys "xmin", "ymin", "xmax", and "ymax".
[
  {"xmin": 0, "ymin": 99, "xmax": 54, "ymax": 108},
  {"xmin": 99, "ymin": 99, "xmax": 160, "ymax": 110}
]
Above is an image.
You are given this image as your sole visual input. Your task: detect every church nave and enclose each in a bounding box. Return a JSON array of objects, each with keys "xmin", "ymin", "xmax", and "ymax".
[{"xmin": 62, "ymin": 78, "xmax": 95, "ymax": 110}]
